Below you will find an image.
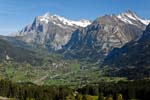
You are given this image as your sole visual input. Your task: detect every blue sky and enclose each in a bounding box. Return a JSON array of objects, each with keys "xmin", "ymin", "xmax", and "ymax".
[{"xmin": 0, "ymin": 0, "xmax": 150, "ymax": 35}]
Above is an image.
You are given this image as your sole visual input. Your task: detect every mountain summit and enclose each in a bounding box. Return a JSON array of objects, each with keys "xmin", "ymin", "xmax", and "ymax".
[
  {"xmin": 117, "ymin": 10, "xmax": 150, "ymax": 28},
  {"xmin": 14, "ymin": 13, "xmax": 91, "ymax": 50},
  {"xmin": 63, "ymin": 10, "xmax": 148, "ymax": 62},
  {"xmin": 39, "ymin": 13, "xmax": 91, "ymax": 27},
  {"xmin": 14, "ymin": 10, "xmax": 149, "ymax": 56}
]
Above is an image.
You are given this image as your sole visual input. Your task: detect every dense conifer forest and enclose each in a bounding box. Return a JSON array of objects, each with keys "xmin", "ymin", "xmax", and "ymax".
[{"xmin": 0, "ymin": 79, "xmax": 150, "ymax": 100}]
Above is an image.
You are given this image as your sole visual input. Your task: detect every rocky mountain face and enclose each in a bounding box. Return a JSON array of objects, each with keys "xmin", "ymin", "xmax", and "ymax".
[
  {"xmin": 14, "ymin": 13, "xmax": 91, "ymax": 50},
  {"xmin": 103, "ymin": 24, "xmax": 150, "ymax": 79},
  {"xmin": 13, "ymin": 10, "xmax": 150, "ymax": 63},
  {"xmin": 117, "ymin": 10, "xmax": 150, "ymax": 28},
  {"xmin": 104, "ymin": 24, "xmax": 150, "ymax": 67},
  {"xmin": 63, "ymin": 10, "xmax": 147, "ymax": 62}
]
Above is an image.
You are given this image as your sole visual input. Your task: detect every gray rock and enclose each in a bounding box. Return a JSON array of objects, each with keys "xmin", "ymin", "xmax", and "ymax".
[
  {"xmin": 63, "ymin": 11, "xmax": 146, "ymax": 63},
  {"xmin": 14, "ymin": 13, "xmax": 91, "ymax": 50}
]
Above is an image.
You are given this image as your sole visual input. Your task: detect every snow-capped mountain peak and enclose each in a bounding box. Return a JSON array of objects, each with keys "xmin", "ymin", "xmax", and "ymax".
[
  {"xmin": 117, "ymin": 10, "xmax": 150, "ymax": 25},
  {"xmin": 38, "ymin": 13, "xmax": 91, "ymax": 27},
  {"xmin": 14, "ymin": 12, "xmax": 92, "ymax": 50}
]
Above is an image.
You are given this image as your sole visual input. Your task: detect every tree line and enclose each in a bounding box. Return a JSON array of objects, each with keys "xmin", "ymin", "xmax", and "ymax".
[
  {"xmin": 0, "ymin": 80, "xmax": 73, "ymax": 100},
  {"xmin": 0, "ymin": 79, "xmax": 150, "ymax": 100},
  {"xmin": 77, "ymin": 79, "xmax": 150, "ymax": 100}
]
